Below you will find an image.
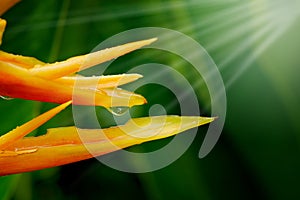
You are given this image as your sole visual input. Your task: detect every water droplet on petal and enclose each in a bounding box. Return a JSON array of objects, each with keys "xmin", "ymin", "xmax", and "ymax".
[
  {"xmin": 0, "ymin": 96, "xmax": 14, "ymax": 100},
  {"xmin": 108, "ymin": 106, "xmax": 129, "ymax": 116}
]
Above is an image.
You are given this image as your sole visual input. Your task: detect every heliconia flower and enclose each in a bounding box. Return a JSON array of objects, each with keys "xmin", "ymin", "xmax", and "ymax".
[
  {"xmin": 0, "ymin": 17, "xmax": 156, "ymax": 108},
  {"xmin": 0, "ymin": 101, "xmax": 215, "ymax": 176},
  {"xmin": 0, "ymin": 1, "xmax": 216, "ymax": 176}
]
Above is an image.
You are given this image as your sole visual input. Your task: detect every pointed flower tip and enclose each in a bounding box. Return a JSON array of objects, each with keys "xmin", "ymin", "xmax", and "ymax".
[
  {"xmin": 0, "ymin": 18, "xmax": 6, "ymax": 28},
  {"xmin": 213, "ymin": 116, "xmax": 219, "ymax": 120},
  {"xmin": 60, "ymin": 100, "xmax": 72, "ymax": 108},
  {"xmin": 198, "ymin": 116, "xmax": 216, "ymax": 123},
  {"xmin": 144, "ymin": 37, "xmax": 158, "ymax": 45},
  {"xmin": 182, "ymin": 116, "xmax": 216, "ymax": 129},
  {"xmin": 173, "ymin": 115, "xmax": 215, "ymax": 127},
  {"xmin": 0, "ymin": 101, "xmax": 72, "ymax": 150},
  {"xmin": 134, "ymin": 93, "xmax": 148, "ymax": 105},
  {"xmin": 0, "ymin": 18, "xmax": 6, "ymax": 45},
  {"xmin": 126, "ymin": 94, "xmax": 147, "ymax": 107},
  {"xmin": 44, "ymin": 100, "xmax": 72, "ymax": 115},
  {"xmin": 127, "ymin": 38, "xmax": 157, "ymax": 50},
  {"xmin": 123, "ymin": 115, "xmax": 215, "ymax": 141},
  {"xmin": 117, "ymin": 73, "xmax": 143, "ymax": 86},
  {"xmin": 129, "ymin": 73, "xmax": 143, "ymax": 79}
]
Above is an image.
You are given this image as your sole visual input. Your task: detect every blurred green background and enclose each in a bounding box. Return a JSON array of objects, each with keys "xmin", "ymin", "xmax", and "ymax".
[{"xmin": 1, "ymin": 0, "xmax": 300, "ymax": 199}]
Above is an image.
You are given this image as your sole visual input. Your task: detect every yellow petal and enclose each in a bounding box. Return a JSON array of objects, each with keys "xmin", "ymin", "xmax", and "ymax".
[
  {"xmin": 0, "ymin": 19, "xmax": 6, "ymax": 45},
  {"xmin": 29, "ymin": 38, "xmax": 157, "ymax": 79},
  {"xmin": 0, "ymin": 116, "xmax": 214, "ymax": 176},
  {"xmin": 54, "ymin": 73, "xmax": 143, "ymax": 88},
  {"xmin": 0, "ymin": 51, "xmax": 45, "ymax": 69},
  {"xmin": 0, "ymin": 101, "xmax": 71, "ymax": 149}
]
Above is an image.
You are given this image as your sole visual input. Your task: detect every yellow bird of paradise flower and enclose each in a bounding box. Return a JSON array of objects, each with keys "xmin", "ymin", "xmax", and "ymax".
[{"xmin": 0, "ymin": 0, "xmax": 215, "ymax": 176}]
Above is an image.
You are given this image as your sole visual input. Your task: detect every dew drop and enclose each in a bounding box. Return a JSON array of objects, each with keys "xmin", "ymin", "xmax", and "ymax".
[
  {"xmin": 0, "ymin": 96, "xmax": 14, "ymax": 100},
  {"xmin": 108, "ymin": 106, "xmax": 129, "ymax": 116}
]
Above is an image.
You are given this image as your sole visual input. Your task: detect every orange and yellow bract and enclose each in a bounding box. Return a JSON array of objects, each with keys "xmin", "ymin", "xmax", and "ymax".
[
  {"xmin": 0, "ymin": 18, "xmax": 155, "ymax": 107},
  {"xmin": 0, "ymin": 102, "xmax": 214, "ymax": 176}
]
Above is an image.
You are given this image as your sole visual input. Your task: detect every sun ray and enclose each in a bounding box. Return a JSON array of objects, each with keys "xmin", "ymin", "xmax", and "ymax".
[
  {"xmin": 205, "ymin": 4, "xmax": 279, "ymax": 52},
  {"xmin": 224, "ymin": 0, "xmax": 300, "ymax": 89},
  {"xmin": 182, "ymin": 1, "xmax": 261, "ymax": 34},
  {"xmin": 219, "ymin": 20, "xmax": 275, "ymax": 69}
]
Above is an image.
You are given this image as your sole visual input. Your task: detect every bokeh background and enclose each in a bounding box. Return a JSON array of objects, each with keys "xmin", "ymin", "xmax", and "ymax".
[{"xmin": 1, "ymin": 0, "xmax": 300, "ymax": 199}]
